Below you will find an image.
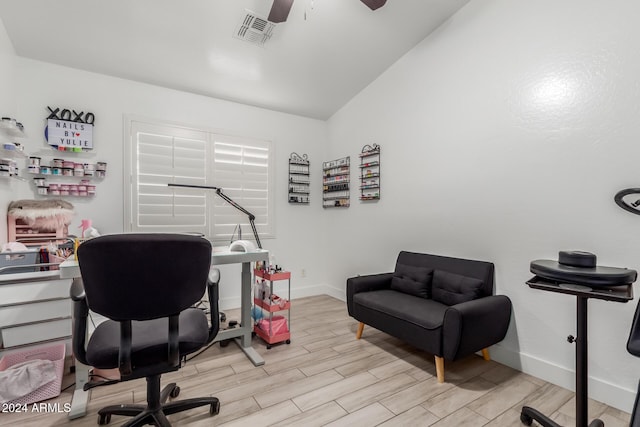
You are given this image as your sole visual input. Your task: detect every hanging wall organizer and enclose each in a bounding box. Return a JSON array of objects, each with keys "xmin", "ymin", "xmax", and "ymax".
[
  {"xmin": 323, "ymin": 156, "xmax": 350, "ymax": 208},
  {"xmin": 359, "ymin": 144, "xmax": 380, "ymax": 201},
  {"xmin": 288, "ymin": 152, "xmax": 310, "ymax": 204}
]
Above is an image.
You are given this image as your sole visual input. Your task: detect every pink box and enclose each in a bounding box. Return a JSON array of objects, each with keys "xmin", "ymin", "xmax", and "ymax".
[{"xmin": 257, "ymin": 316, "xmax": 289, "ymax": 335}]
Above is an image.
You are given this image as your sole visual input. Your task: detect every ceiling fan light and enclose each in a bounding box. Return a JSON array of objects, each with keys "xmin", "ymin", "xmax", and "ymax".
[
  {"xmin": 268, "ymin": 0, "xmax": 294, "ymax": 23},
  {"xmin": 360, "ymin": 0, "xmax": 387, "ymax": 10}
]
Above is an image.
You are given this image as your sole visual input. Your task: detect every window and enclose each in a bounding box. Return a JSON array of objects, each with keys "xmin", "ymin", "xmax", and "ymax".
[{"xmin": 125, "ymin": 119, "xmax": 274, "ymax": 242}]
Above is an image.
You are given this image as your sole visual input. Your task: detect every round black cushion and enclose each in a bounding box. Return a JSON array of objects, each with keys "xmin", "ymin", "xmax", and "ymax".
[{"xmin": 558, "ymin": 251, "xmax": 596, "ymax": 268}]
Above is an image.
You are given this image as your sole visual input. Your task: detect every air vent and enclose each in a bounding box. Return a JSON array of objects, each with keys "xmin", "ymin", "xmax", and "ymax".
[{"xmin": 234, "ymin": 10, "xmax": 276, "ymax": 46}]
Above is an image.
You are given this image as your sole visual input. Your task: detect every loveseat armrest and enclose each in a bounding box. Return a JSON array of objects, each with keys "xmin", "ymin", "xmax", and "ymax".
[
  {"xmin": 346, "ymin": 273, "xmax": 393, "ymax": 316},
  {"xmin": 442, "ymin": 295, "xmax": 512, "ymax": 360}
]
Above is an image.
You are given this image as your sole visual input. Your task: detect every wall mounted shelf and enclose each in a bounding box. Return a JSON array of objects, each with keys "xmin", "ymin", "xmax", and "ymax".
[
  {"xmin": 1, "ymin": 119, "xmax": 27, "ymax": 180},
  {"xmin": 288, "ymin": 152, "xmax": 309, "ymax": 204},
  {"xmin": 359, "ymin": 144, "xmax": 380, "ymax": 201},
  {"xmin": 323, "ymin": 156, "xmax": 350, "ymax": 208},
  {"xmin": 0, "ymin": 118, "xmax": 27, "ymax": 138}
]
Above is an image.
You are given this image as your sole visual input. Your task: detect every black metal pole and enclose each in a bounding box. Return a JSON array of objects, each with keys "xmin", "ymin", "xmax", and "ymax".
[{"xmin": 576, "ymin": 296, "xmax": 588, "ymax": 427}]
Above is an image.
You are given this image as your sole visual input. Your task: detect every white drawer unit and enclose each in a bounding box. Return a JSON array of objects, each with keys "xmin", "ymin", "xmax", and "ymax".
[
  {"xmin": 1, "ymin": 318, "xmax": 71, "ymax": 348},
  {"xmin": 0, "ymin": 277, "xmax": 71, "ymax": 305},
  {"xmin": 0, "ymin": 273, "xmax": 72, "ymax": 349},
  {"xmin": 0, "ymin": 298, "xmax": 71, "ymax": 328}
]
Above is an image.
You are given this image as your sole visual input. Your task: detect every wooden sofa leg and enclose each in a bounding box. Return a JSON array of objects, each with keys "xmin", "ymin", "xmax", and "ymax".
[
  {"xmin": 356, "ymin": 322, "xmax": 364, "ymax": 339},
  {"xmin": 481, "ymin": 348, "xmax": 491, "ymax": 361},
  {"xmin": 435, "ymin": 356, "xmax": 445, "ymax": 383}
]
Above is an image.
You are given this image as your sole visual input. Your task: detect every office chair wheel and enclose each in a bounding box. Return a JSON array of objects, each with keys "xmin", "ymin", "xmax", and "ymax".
[
  {"xmin": 210, "ymin": 400, "xmax": 220, "ymax": 415},
  {"xmin": 98, "ymin": 413, "xmax": 111, "ymax": 425},
  {"xmin": 519, "ymin": 412, "xmax": 533, "ymax": 426},
  {"xmin": 170, "ymin": 385, "xmax": 180, "ymax": 398},
  {"xmin": 220, "ymin": 313, "xmax": 227, "ymax": 322}
]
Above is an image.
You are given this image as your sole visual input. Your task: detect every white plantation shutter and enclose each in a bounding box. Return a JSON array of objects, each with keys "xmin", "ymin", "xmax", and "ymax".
[
  {"xmin": 212, "ymin": 135, "xmax": 272, "ymax": 241},
  {"xmin": 125, "ymin": 119, "xmax": 274, "ymax": 241}
]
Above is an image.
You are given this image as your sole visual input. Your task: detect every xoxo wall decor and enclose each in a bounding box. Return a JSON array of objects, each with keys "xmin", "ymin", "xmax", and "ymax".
[{"xmin": 44, "ymin": 106, "xmax": 95, "ymax": 151}]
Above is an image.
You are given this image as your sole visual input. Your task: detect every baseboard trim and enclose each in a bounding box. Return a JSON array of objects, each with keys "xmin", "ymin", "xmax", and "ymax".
[
  {"xmin": 489, "ymin": 343, "xmax": 636, "ymax": 413},
  {"xmin": 323, "ymin": 284, "xmax": 347, "ymax": 302}
]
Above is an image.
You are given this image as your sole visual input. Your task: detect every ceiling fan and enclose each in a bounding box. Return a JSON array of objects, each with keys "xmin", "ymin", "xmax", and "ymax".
[{"xmin": 268, "ymin": 0, "xmax": 387, "ymax": 23}]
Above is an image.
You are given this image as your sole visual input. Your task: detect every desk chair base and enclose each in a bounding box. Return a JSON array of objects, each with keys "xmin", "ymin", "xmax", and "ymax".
[
  {"xmin": 97, "ymin": 375, "xmax": 219, "ymax": 427},
  {"xmin": 520, "ymin": 406, "xmax": 603, "ymax": 427}
]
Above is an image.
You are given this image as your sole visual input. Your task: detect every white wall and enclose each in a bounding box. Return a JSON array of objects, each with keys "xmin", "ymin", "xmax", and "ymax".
[
  {"xmin": 0, "ymin": 17, "xmax": 17, "ymax": 243},
  {"xmin": 12, "ymin": 58, "xmax": 328, "ymax": 308},
  {"xmin": 326, "ymin": 0, "xmax": 640, "ymax": 412}
]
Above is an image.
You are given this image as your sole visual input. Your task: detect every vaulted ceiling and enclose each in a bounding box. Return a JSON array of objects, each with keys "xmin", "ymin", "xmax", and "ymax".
[{"xmin": 0, "ymin": 0, "xmax": 470, "ymax": 119}]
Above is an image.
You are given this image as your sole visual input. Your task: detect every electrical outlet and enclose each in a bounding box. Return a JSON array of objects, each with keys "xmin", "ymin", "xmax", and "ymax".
[{"xmin": 301, "ymin": 268, "xmax": 306, "ymax": 277}]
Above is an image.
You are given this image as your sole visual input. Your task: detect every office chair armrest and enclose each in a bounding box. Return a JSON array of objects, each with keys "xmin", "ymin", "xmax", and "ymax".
[
  {"xmin": 207, "ymin": 275, "xmax": 221, "ymax": 343},
  {"xmin": 70, "ymin": 278, "xmax": 90, "ymax": 366},
  {"xmin": 70, "ymin": 277, "xmax": 86, "ymax": 301}
]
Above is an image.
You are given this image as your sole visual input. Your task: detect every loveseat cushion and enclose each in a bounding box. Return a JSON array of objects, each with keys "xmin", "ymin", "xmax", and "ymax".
[
  {"xmin": 353, "ymin": 289, "xmax": 447, "ymax": 330},
  {"xmin": 390, "ymin": 263, "xmax": 433, "ymax": 298},
  {"xmin": 432, "ymin": 270, "xmax": 484, "ymax": 306}
]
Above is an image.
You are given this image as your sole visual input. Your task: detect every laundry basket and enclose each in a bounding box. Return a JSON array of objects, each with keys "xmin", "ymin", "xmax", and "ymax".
[{"xmin": 0, "ymin": 343, "xmax": 66, "ymax": 405}]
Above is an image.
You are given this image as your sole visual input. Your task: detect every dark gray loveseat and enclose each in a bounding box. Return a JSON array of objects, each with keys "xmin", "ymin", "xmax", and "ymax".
[{"xmin": 346, "ymin": 251, "xmax": 512, "ymax": 383}]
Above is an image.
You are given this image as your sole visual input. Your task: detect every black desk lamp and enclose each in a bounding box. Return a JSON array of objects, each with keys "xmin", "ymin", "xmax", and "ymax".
[{"xmin": 167, "ymin": 183, "xmax": 262, "ymax": 249}]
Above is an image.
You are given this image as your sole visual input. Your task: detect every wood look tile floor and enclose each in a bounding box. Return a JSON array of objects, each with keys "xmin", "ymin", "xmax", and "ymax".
[{"xmin": 0, "ymin": 295, "xmax": 631, "ymax": 426}]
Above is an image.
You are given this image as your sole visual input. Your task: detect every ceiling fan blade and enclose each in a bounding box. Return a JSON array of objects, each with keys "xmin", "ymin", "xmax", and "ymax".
[
  {"xmin": 268, "ymin": 0, "xmax": 294, "ymax": 23},
  {"xmin": 360, "ymin": 0, "xmax": 387, "ymax": 10}
]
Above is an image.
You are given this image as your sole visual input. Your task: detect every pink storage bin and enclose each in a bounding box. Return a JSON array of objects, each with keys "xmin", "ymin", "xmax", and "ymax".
[
  {"xmin": 257, "ymin": 316, "xmax": 289, "ymax": 335},
  {"xmin": 0, "ymin": 343, "xmax": 66, "ymax": 405}
]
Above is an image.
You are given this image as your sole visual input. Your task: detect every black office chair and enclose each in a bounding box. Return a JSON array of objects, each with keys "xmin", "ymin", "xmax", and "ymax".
[
  {"xmin": 627, "ymin": 300, "xmax": 640, "ymax": 427},
  {"xmin": 70, "ymin": 233, "xmax": 220, "ymax": 426}
]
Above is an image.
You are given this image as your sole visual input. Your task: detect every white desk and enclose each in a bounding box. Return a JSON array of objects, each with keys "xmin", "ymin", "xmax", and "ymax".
[{"xmin": 59, "ymin": 247, "xmax": 269, "ymax": 420}]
